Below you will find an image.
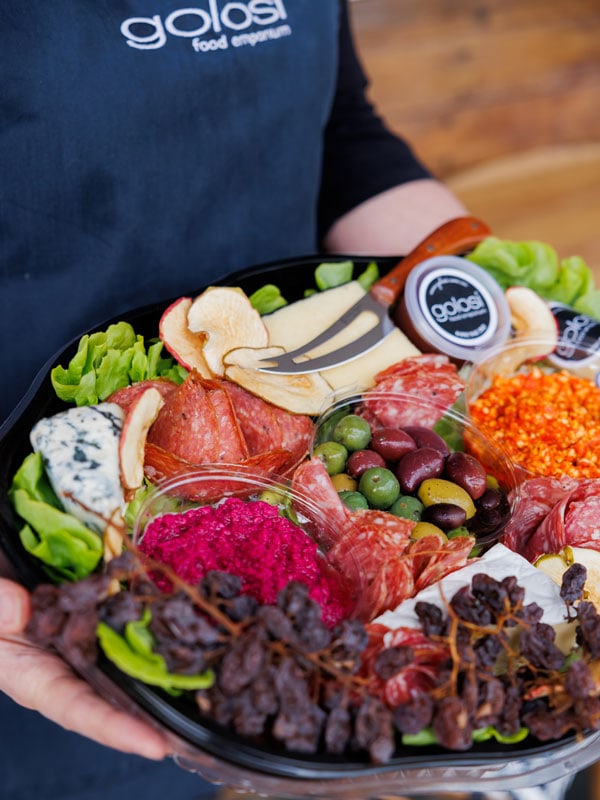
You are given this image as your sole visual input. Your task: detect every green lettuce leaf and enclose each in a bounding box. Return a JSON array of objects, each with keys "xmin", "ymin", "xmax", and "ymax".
[
  {"xmin": 249, "ymin": 284, "xmax": 288, "ymax": 315},
  {"xmin": 51, "ymin": 321, "xmax": 187, "ymax": 406},
  {"xmin": 10, "ymin": 453, "xmax": 102, "ymax": 581},
  {"xmin": 468, "ymin": 237, "xmax": 599, "ymax": 320},
  {"xmin": 314, "ymin": 260, "xmax": 354, "ymax": 290},
  {"xmin": 97, "ymin": 612, "xmax": 214, "ymax": 692}
]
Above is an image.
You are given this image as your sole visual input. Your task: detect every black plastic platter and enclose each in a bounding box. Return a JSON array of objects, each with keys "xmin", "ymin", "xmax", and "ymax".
[{"xmin": 2, "ymin": 253, "xmax": 600, "ymax": 797}]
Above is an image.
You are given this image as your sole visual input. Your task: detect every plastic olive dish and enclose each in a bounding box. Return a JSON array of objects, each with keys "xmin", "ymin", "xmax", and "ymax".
[
  {"xmin": 465, "ymin": 336, "xmax": 600, "ymax": 480},
  {"xmin": 312, "ymin": 390, "xmax": 520, "ymax": 551}
]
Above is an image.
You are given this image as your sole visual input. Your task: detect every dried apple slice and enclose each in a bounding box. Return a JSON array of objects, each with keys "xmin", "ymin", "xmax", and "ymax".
[
  {"xmin": 506, "ymin": 285, "xmax": 558, "ymax": 346},
  {"xmin": 499, "ymin": 286, "xmax": 559, "ymax": 373},
  {"xmin": 119, "ymin": 387, "xmax": 165, "ymax": 492},
  {"xmin": 187, "ymin": 287, "xmax": 268, "ymax": 376},
  {"xmin": 159, "ymin": 297, "xmax": 212, "ymax": 376},
  {"xmin": 224, "ymin": 346, "xmax": 334, "ymax": 415}
]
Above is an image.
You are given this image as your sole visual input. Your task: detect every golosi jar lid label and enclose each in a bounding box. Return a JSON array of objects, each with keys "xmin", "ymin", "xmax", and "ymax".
[
  {"xmin": 397, "ymin": 255, "xmax": 511, "ymax": 362},
  {"xmin": 418, "ymin": 266, "xmax": 497, "ymax": 347}
]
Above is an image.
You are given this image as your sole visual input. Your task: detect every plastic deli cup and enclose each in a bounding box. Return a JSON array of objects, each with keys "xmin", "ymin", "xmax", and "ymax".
[
  {"xmin": 393, "ymin": 255, "xmax": 512, "ymax": 364},
  {"xmin": 311, "ymin": 390, "xmax": 520, "ymax": 552},
  {"xmin": 131, "ymin": 464, "xmax": 361, "ymax": 626},
  {"xmin": 465, "ymin": 335, "xmax": 600, "ymax": 479}
]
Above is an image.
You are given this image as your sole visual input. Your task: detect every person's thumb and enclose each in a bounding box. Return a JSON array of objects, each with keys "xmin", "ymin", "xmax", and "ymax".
[{"xmin": 0, "ymin": 578, "xmax": 31, "ymax": 634}]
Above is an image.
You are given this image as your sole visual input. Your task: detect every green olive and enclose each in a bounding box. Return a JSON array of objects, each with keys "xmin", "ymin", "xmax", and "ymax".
[
  {"xmin": 389, "ymin": 495, "xmax": 424, "ymax": 521},
  {"xmin": 417, "ymin": 478, "xmax": 476, "ymax": 520},
  {"xmin": 332, "ymin": 414, "xmax": 372, "ymax": 452},
  {"xmin": 339, "ymin": 490, "xmax": 369, "ymax": 511},
  {"xmin": 358, "ymin": 467, "xmax": 400, "ymax": 509},
  {"xmin": 313, "ymin": 441, "xmax": 348, "ymax": 475}
]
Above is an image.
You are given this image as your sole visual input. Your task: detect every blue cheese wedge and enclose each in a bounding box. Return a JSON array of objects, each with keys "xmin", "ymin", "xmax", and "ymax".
[{"xmin": 30, "ymin": 403, "xmax": 126, "ymax": 533}]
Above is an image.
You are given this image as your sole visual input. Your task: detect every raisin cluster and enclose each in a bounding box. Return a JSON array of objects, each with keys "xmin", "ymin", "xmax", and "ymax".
[{"xmin": 24, "ymin": 554, "xmax": 600, "ymax": 763}]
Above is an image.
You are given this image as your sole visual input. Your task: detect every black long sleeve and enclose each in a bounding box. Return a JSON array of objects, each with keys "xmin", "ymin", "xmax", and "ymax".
[{"xmin": 318, "ymin": 0, "xmax": 433, "ymax": 240}]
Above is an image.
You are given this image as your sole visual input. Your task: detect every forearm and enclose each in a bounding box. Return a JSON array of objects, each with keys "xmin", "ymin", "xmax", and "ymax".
[{"xmin": 323, "ymin": 178, "xmax": 469, "ymax": 256}]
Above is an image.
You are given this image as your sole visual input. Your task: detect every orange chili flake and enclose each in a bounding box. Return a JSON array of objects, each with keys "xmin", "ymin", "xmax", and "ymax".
[{"xmin": 469, "ymin": 367, "xmax": 600, "ymax": 478}]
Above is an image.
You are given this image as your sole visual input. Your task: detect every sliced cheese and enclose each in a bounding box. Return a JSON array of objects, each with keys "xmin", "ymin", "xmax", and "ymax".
[{"xmin": 262, "ymin": 282, "xmax": 420, "ymax": 394}]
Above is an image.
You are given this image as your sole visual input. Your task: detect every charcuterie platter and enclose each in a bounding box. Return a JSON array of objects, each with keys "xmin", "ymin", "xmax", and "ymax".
[{"xmin": 3, "ymin": 243, "xmax": 600, "ymax": 798}]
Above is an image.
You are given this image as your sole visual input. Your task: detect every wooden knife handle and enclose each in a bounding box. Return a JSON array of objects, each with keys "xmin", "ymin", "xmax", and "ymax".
[{"xmin": 370, "ymin": 216, "xmax": 492, "ymax": 307}]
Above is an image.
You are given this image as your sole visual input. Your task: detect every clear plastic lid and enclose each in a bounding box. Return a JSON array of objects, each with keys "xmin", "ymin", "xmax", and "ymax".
[{"xmin": 398, "ymin": 255, "xmax": 512, "ymax": 362}]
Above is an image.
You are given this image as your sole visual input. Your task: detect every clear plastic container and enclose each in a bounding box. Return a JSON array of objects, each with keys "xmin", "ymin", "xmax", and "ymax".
[
  {"xmin": 465, "ymin": 336, "xmax": 600, "ymax": 479},
  {"xmin": 312, "ymin": 389, "xmax": 520, "ymax": 550}
]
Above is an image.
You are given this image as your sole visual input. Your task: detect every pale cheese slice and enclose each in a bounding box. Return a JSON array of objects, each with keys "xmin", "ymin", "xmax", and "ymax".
[{"xmin": 262, "ymin": 282, "xmax": 420, "ymax": 394}]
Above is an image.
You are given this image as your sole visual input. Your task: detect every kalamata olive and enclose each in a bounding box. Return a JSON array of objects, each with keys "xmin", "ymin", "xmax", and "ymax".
[
  {"xmin": 370, "ymin": 427, "xmax": 416, "ymax": 462},
  {"xmin": 346, "ymin": 448, "xmax": 386, "ymax": 479},
  {"xmin": 411, "ymin": 521, "xmax": 448, "ymax": 543},
  {"xmin": 476, "ymin": 487, "xmax": 503, "ymax": 511},
  {"xmin": 422, "ymin": 502, "xmax": 467, "ymax": 531},
  {"xmin": 469, "ymin": 488, "xmax": 511, "ymax": 535},
  {"xmin": 402, "ymin": 426, "xmax": 450, "ymax": 456},
  {"xmin": 417, "ymin": 478, "xmax": 476, "ymax": 520},
  {"xmin": 395, "ymin": 447, "xmax": 445, "ymax": 494},
  {"xmin": 444, "ymin": 451, "xmax": 488, "ymax": 500}
]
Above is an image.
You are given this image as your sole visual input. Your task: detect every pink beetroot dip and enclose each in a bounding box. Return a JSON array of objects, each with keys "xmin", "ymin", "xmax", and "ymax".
[{"xmin": 138, "ymin": 496, "xmax": 351, "ymax": 627}]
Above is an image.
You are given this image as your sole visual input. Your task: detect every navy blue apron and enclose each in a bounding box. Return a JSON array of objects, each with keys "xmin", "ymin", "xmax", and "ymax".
[
  {"xmin": 0, "ymin": 2, "xmax": 340, "ymax": 797},
  {"xmin": 0, "ymin": 0, "xmax": 339, "ymax": 422}
]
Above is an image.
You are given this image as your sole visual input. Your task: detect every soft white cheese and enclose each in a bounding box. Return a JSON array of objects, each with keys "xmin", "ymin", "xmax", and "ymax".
[
  {"xmin": 374, "ymin": 543, "xmax": 569, "ymax": 631},
  {"xmin": 30, "ymin": 402, "xmax": 125, "ymax": 533}
]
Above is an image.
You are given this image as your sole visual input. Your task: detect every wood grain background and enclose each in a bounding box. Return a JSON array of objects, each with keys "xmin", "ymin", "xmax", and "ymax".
[{"xmin": 349, "ymin": 0, "xmax": 600, "ymax": 275}]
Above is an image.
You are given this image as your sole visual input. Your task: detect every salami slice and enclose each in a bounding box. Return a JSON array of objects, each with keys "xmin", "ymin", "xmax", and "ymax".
[
  {"xmin": 201, "ymin": 380, "xmax": 249, "ymax": 463},
  {"xmin": 524, "ymin": 478, "xmax": 600, "ymax": 561},
  {"xmin": 327, "ymin": 509, "xmax": 416, "ymax": 621},
  {"xmin": 408, "ymin": 535, "xmax": 475, "ymax": 594},
  {"xmin": 362, "ymin": 623, "xmax": 449, "ymax": 708},
  {"xmin": 221, "ymin": 380, "xmax": 314, "ymax": 473},
  {"xmin": 221, "ymin": 381, "xmax": 284, "ymax": 454},
  {"xmin": 148, "ymin": 373, "xmax": 219, "ymax": 463},
  {"xmin": 108, "ymin": 378, "xmax": 178, "ymax": 413},
  {"xmin": 362, "ymin": 355, "xmax": 465, "ymax": 428},
  {"xmin": 291, "ymin": 458, "xmax": 350, "ymax": 535},
  {"xmin": 500, "ymin": 475, "xmax": 580, "ymax": 556}
]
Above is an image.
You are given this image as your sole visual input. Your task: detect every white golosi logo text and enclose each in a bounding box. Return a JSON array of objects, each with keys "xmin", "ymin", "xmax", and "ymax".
[{"xmin": 121, "ymin": 1, "xmax": 288, "ymax": 50}]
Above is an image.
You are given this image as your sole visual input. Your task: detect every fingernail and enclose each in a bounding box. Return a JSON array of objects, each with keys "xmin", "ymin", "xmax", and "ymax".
[{"xmin": 0, "ymin": 585, "xmax": 22, "ymax": 631}]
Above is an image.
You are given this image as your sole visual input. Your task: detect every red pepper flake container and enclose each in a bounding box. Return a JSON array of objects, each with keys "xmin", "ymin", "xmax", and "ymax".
[{"xmin": 469, "ymin": 366, "xmax": 600, "ymax": 479}]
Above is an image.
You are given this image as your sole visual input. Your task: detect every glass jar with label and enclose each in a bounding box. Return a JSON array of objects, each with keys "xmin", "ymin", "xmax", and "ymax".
[{"xmin": 393, "ymin": 255, "xmax": 512, "ymax": 363}]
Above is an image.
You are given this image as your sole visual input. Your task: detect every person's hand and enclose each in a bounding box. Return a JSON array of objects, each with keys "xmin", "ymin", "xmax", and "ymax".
[{"xmin": 0, "ymin": 575, "xmax": 170, "ymax": 759}]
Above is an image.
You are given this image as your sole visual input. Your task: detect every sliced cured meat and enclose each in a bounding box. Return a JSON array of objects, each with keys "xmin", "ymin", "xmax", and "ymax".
[
  {"xmin": 273, "ymin": 406, "xmax": 314, "ymax": 473},
  {"xmin": 362, "ymin": 623, "xmax": 449, "ymax": 707},
  {"xmin": 148, "ymin": 373, "xmax": 220, "ymax": 463},
  {"xmin": 291, "ymin": 458, "xmax": 350, "ymax": 535},
  {"xmin": 408, "ymin": 535, "xmax": 475, "ymax": 594},
  {"xmin": 362, "ymin": 355, "xmax": 465, "ymax": 428},
  {"xmin": 108, "ymin": 378, "xmax": 178, "ymax": 413},
  {"xmin": 144, "ymin": 443, "xmax": 293, "ymax": 502},
  {"xmin": 328, "ymin": 509, "xmax": 416, "ymax": 621},
  {"xmin": 221, "ymin": 380, "xmax": 314, "ymax": 473},
  {"xmin": 524, "ymin": 479, "xmax": 600, "ymax": 562},
  {"xmin": 500, "ymin": 475, "xmax": 580, "ymax": 556},
  {"xmin": 201, "ymin": 380, "xmax": 249, "ymax": 463},
  {"xmin": 222, "ymin": 381, "xmax": 284, "ymax": 454}
]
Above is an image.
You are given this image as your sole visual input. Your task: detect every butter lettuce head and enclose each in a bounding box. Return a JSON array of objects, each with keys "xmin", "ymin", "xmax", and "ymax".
[
  {"xmin": 468, "ymin": 237, "xmax": 599, "ymax": 320},
  {"xmin": 51, "ymin": 321, "xmax": 187, "ymax": 406}
]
